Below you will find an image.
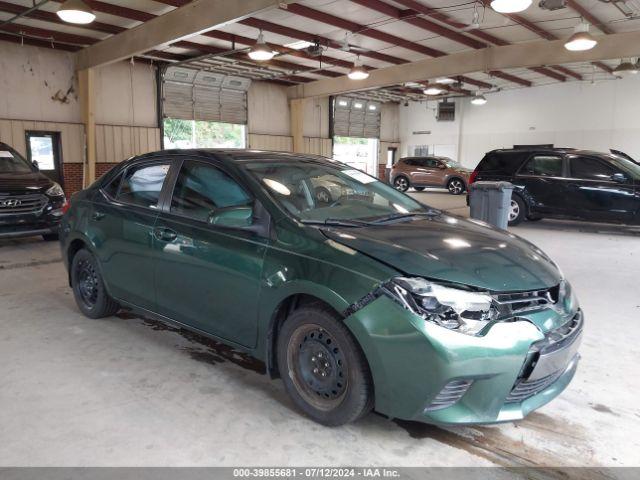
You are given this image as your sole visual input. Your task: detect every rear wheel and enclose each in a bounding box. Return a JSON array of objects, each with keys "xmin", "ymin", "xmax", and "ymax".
[
  {"xmin": 508, "ymin": 196, "xmax": 527, "ymax": 226},
  {"xmin": 447, "ymin": 178, "xmax": 465, "ymax": 195},
  {"xmin": 277, "ymin": 305, "xmax": 373, "ymax": 426},
  {"xmin": 393, "ymin": 176, "xmax": 409, "ymax": 192},
  {"xmin": 71, "ymin": 249, "xmax": 119, "ymax": 319}
]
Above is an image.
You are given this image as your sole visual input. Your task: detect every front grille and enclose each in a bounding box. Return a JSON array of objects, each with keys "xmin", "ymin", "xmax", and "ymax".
[
  {"xmin": 492, "ymin": 284, "xmax": 560, "ymax": 317},
  {"xmin": 0, "ymin": 194, "xmax": 49, "ymax": 215},
  {"xmin": 505, "ymin": 370, "xmax": 564, "ymax": 403},
  {"xmin": 425, "ymin": 379, "xmax": 473, "ymax": 412}
]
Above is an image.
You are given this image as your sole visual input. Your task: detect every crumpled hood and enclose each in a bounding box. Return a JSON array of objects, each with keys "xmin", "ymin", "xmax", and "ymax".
[
  {"xmin": 321, "ymin": 214, "xmax": 562, "ymax": 292},
  {"xmin": 0, "ymin": 172, "xmax": 52, "ymax": 195}
]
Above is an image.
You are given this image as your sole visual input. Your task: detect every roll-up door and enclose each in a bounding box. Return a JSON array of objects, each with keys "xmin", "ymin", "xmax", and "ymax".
[
  {"xmin": 163, "ymin": 67, "xmax": 251, "ymax": 124},
  {"xmin": 333, "ymin": 97, "xmax": 381, "ymax": 138}
]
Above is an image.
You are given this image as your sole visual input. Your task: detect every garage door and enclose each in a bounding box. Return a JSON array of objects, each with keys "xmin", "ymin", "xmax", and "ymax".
[
  {"xmin": 333, "ymin": 97, "xmax": 381, "ymax": 139},
  {"xmin": 163, "ymin": 67, "xmax": 251, "ymax": 125}
]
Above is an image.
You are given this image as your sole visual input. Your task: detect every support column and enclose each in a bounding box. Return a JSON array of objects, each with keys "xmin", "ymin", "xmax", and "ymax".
[
  {"xmin": 290, "ymin": 98, "xmax": 305, "ymax": 154},
  {"xmin": 78, "ymin": 68, "xmax": 96, "ymax": 188}
]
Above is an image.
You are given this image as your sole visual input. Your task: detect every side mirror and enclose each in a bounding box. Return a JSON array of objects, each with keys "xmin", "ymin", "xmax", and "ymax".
[
  {"xmin": 32, "ymin": 160, "xmax": 39, "ymax": 170},
  {"xmin": 208, "ymin": 206, "xmax": 253, "ymax": 228},
  {"xmin": 611, "ymin": 173, "xmax": 627, "ymax": 183}
]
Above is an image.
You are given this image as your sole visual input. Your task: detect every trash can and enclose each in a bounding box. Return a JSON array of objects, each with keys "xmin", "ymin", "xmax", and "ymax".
[{"xmin": 468, "ymin": 181, "xmax": 514, "ymax": 230}]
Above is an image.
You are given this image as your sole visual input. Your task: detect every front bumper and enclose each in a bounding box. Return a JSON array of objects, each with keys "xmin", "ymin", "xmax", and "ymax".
[
  {"xmin": 0, "ymin": 205, "xmax": 64, "ymax": 239},
  {"xmin": 344, "ymin": 295, "xmax": 581, "ymax": 424}
]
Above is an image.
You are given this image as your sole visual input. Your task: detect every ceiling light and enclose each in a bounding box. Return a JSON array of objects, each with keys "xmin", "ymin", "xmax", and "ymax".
[
  {"xmin": 56, "ymin": 0, "xmax": 95, "ymax": 24},
  {"xmin": 613, "ymin": 60, "xmax": 639, "ymax": 77},
  {"xmin": 348, "ymin": 57, "xmax": 369, "ymax": 80},
  {"xmin": 471, "ymin": 92, "xmax": 487, "ymax": 106},
  {"xmin": 423, "ymin": 85, "xmax": 444, "ymax": 96},
  {"xmin": 435, "ymin": 77, "xmax": 456, "ymax": 85},
  {"xmin": 248, "ymin": 31, "xmax": 275, "ymax": 61},
  {"xmin": 564, "ymin": 23, "xmax": 597, "ymax": 51},
  {"xmin": 490, "ymin": 0, "xmax": 532, "ymax": 13}
]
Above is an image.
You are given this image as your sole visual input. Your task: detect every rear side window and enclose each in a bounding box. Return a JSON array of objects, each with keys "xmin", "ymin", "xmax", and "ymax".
[
  {"xmin": 570, "ymin": 156, "xmax": 618, "ymax": 181},
  {"xmin": 477, "ymin": 152, "xmax": 524, "ymax": 175},
  {"xmin": 170, "ymin": 161, "xmax": 251, "ymax": 222},
  {"xmin": 117, "ymin": 163, "xmax": 170, "ymax": 208},
  {"xmin": 521, "ymin": 155, "xmax": 563, "ymax": 177}
]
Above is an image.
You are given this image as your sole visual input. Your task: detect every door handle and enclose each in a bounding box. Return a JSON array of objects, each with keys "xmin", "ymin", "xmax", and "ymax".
[
  {"xmin": 92, "ymin": 212, "xmax": 106, "ymax": 221},
  {"xmin": 153, "ymin": 227, "xmax": 177, "ymax": 242}
]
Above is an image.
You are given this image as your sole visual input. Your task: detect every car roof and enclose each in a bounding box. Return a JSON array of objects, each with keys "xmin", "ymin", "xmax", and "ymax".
[
  {"xmin": 490, "ymin": 147, "xmax": 612, "ymax": 158},
  {"xmin": 133, "ymin": 148, "xmax": 333, "ymax": 165}
]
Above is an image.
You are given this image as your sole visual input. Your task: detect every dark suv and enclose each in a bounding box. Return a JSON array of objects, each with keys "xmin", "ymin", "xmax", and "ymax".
[
  {"xmin": 469, "ymin": 148, "xmax": 640, "ymax": 226},
  {"xmin": 0, "ymin": 142, "xmax": 67, "ymax": 240}
]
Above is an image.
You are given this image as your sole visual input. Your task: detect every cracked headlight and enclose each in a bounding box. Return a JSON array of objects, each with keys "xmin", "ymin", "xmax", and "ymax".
[
  {"xmin": 390, "ymin": 277, "xmax": 497, "ymax": 336},
  {"xmin": 46, "ymin": 182, "xmax": 65, "ymax": 197}
]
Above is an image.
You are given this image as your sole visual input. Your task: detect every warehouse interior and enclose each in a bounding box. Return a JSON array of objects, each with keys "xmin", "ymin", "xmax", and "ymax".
[{"xmin": 1, "ymin": 0, "xmax": 639, "ymax": 473}]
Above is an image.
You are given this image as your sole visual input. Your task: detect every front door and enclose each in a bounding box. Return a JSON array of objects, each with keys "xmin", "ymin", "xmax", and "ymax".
[
  {"xmin": 514, "ymin": 154, "xmax": 570, "ymax": 216},
  {"xmin": 565, "ymin": 155, "xmax": 637, "ymax": 223},
  {"xmin": 93, "ymin": 160, "xmax": 173, "ymax": 311},
  {"xmin": 25, "ymin": 131, "xmax": 63, "ymax": 186},
  {"xmin": 411, "ymin": 158, "xmax": 440, "ymax": 186},
  {"xmin": 153, "ymin": 158, "xmax": 268, "ymax": 348}
]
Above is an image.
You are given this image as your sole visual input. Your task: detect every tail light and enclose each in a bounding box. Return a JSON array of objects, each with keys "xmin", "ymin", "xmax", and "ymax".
[{"xmin": 468, "ymin": 169, "xmax": 479, "ymax": 185}]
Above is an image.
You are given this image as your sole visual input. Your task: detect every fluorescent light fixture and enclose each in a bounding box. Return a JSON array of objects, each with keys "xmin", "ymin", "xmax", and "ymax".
[
  {"xmin": 490, "ymin": 0, "xmax": 532, "ymax": 13},
  {"xmin": 56, "ymin": 0, "xmax": 95, "ymax": 24},
  {"xmin": 284, "ymin": 40, "xmax": 314, "ymax": 50},
  {"xmin": 564, "ymin": 23, "xmax": 597, "ymax": 52},
  {"xmin": 248, "ymin": 31, "xmax": 276, "ymax": 61},
  {"xmin": 613, "ymin": 60, "xmax": 639, "ymax": 76},
  {"xmin": 353, "ymin": 102, "xmax": 364, "ymax": 109},
  {"xmin": 423, "ymin": 85, "xmax": 444, "ymax": 95},
  {"xmin": 435, "ymin": 77, "xmax": 456, "ymax": 85},
  {"xmin": 338, "ymin": 100, "xmax": 349, "ymax": 107},
  {"xmin": 368, "ymin": 104, "xmax": 377, "ymax": 111},
  {"xmin": 348, "ymin": 57, "xmax": 369, "ymax": 80},
  {"xmin": 471, "ymin": 92, "xmax": 487, "ymax": 105}
]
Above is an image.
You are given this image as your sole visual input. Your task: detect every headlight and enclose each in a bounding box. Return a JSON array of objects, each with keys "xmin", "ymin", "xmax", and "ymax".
[
  {"xmin": 388, "ymin": 277, "xmax": 497, "ymax": 336},
  {"xmin": 46, "ymin": 182, "xmax": 65, "ymax": 197}
]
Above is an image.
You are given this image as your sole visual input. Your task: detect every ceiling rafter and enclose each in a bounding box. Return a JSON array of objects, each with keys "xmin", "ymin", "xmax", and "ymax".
[{"xmin": 565, "ymin": 0, "xmax": 614, "ymax": 35}]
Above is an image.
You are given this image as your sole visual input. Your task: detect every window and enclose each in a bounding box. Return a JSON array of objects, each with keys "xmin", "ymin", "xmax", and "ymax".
[
  {"xmin": 117, "ymin": 163, "xmax": 170, "ymax": 208},
  {"xmin": 102, "ymin": 173, "xmax": 122, "ymax": 198},
  {"xmin": 521, "ymin": 155, "xmax": 563, "ymax": 177},
  {"xmin": 570, "ymin": 157, "xmax": 618, "ymax": 181},
  {"xmin": 171, "ymin": 161, "xmax": 251, "ymax": 222},
  {"xmin": 424, "ymin": 159, "xmax": 439, "ymax": 168},
  {"xmin": 332, "ymin": 136, "xmax": 379, "ymax": 176},
  {"xmin": 478, "ymin": 152, "xmax": 524, "ymax": 175},
  {"xmin": 163, "ymin": 119, "xmax": 246, "ymax": 149},
  {"xmin": 0, "ymin": 148, "xmax": 33, "ymax": 173}
]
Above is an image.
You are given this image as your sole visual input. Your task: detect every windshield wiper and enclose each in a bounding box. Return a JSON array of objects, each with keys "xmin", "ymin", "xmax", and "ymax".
[
  {"xmin": 301, "ymin": 218, "xmax": 373, "ymax": 228},
  {"xmin": 369, "ymin": 210, "xmax": 440, "ymax": 224}
]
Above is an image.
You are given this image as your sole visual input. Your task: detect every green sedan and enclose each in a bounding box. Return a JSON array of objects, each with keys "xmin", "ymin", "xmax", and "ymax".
[{"xmin": 60, "ymin": 150, "xmax": 582, "ymax": 426}]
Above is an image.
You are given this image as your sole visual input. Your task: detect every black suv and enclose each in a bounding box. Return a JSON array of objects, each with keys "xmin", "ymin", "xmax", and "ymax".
[
  {"xmin": 469, "ymin": 148, "xmax": 640, "ymax": 226},
  {"xmin": 0, "ymin": 142, "xmax": 67, "ymax": 240}
]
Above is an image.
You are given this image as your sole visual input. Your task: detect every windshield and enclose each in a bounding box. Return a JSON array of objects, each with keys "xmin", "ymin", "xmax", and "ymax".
[
  {"xmin": 0, "ymin": 147, "xmax": 34, "ymax": 174},
  {"xmin": 608, "ymin": 155, "xmax": 640, "ymax": 179},
  {"xmin": 245, "ymin": 161, "xmax": 429, "ymax": 223}
]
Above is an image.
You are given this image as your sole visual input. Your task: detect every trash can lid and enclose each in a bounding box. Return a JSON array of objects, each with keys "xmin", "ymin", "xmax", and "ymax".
[{"xmin": 469, "ymin": 181, "xmax": 514, "ymax": 191}]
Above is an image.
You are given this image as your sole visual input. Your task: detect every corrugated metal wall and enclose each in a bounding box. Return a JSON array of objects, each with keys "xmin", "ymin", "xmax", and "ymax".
[
  {"xmin": 95, "ymin": 125, "xmax": 161, "ymax": 163},
  {"xmin": 0, "ymin": 119, "xmax": 85, "ymax": 163},
  {"xmin": 247, "ymin": 134, "xmax": 332, "ymax": 157}
]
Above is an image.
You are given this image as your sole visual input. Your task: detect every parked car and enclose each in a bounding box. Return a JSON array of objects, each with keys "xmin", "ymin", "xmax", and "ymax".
[
  {"xmin": 61, "ymin": 150, "xmax": 582, "ymax": 426},
  {"xmin": 311, "ymin": 174, "xmax": 355, "ymax": 203},
  {"xmin": 390, "ymin": 156, "xmax": 471, "ymax": 195},
  {"xmin": 469, "ymin": 147, "xmax": 640, "ymax": 226},
  {"xmin": 0, "ymin": 142, "xmax": 66, "ymax": 241}
]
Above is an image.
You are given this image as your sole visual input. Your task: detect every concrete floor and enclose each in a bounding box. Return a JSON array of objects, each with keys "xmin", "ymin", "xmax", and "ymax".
[{"xmin": 1, "ymin": 191, "xmax": 639, "ymax": 467}]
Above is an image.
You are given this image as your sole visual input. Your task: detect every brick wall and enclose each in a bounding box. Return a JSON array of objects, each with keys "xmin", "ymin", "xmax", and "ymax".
[{"xmin": 62, "ymin": 162, "xmax": 120, "ymax": 196}]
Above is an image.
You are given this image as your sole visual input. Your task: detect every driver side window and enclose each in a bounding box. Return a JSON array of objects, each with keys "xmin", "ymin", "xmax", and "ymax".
[{"xmin": 170, "ymin": 160, "xmax": 251, "ymax": 223}]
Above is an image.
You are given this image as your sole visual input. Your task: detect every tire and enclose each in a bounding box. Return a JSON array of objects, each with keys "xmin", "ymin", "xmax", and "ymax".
[
  {"xmin": 508, "ymin": 195, "xmax": 527, "ymax": 226},
  {"xmin": 71, "ymin": 249, "xmax": 119, "ymax": 319},
  {"xmin": 315, "ymin": 187, "xmax": 332, "ymax": 204},
  {"xmin": 447, "ymin": 178, "xmax": 466, "ymax": 195},
  {"xmin": 42, "ymin": 233, "xmax": 59, "ymax": 241},
  {"xmin": 413, "ymin": 186, "xmax": 425, "ymax": 192},
  {"xmin": 277, "ymin": 304, "xmax": 374, "ymax": 426},
  {"xmin": 393, "ymin": 176, "xmax": 410, "ymax": 192}
]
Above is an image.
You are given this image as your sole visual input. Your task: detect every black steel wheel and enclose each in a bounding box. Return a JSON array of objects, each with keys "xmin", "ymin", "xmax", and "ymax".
[
  {"xmin": 71, "ymin": 249, "xmax": 119, "ymax": 319},
  {"xmin": 277, "ymin": 304, "xmax": 373, "ymax": 426}
]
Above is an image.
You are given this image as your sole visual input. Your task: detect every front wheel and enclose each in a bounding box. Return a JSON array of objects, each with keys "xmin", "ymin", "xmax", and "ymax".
[
  {"xmin": 447, "ymin": 178, "xmax": 465, "ymax": 195},
  {"xmin": 71, "ymin": 249, "xmax": 119, "ymax": 319},
  {"xmin": 508, "ymin": 196, "xmax": 527, "ymax": 226},
  {"xmin": 277, "ymin": 305, "xmax": 374, "ymax": 426},
  {"xmin": 393, "ymin": 176, "xmax": 409, "ymax": 192}
]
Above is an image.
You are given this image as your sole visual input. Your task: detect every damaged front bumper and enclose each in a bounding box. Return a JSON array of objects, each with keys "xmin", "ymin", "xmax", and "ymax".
[{"xmin": 343, "ymin": 293, "xmax": 582, "ymax": 425}]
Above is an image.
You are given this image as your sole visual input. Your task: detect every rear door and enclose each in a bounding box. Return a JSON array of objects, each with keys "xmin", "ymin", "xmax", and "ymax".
[
  {"xmin": 152, "ymin": 158, "xmax": 269, "ymax": 348},
  {"xmin": 514, "ymin": 154, "xmax": 569, "ymax": 216},
  {"xmin": 92, "ymin": 159, "xmax": 174, "ymax": 310},
  {"xmin": 565, "ymin": 155, "xmax": 637, "ymax": 223}
]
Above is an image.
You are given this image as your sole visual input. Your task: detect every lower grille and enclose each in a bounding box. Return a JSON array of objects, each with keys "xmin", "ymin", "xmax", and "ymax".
[
  {"xmin": 425, "ymin": 379, "xmax": 473, "ymax": 412},
  {"xmin": 0, "ymin": 194, "xmax": 48, "ymax": 215},
  {"xmin": 505, "ymin": 370, "xmax": 564, "ymax": 403}
]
